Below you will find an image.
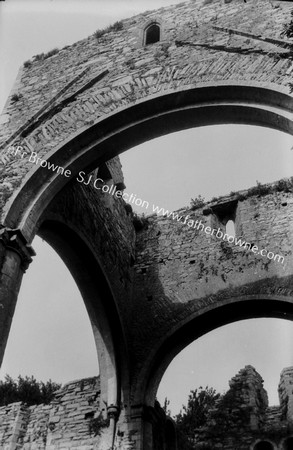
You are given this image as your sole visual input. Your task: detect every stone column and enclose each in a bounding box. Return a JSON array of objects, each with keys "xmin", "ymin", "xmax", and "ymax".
[
  {"xmin": 0, "ymin": 227, "xmax": 35, "ymax": 366},
  {"xmin": 279, "ymin": 367, "xmax": 293, "ymax": 429},
  {"xmin": 115, "ymin": 403, "xmax": 168, "ymax": 450},
  {"xmin": 114, "ymin": 405, "xmax": 150, "ymax": 450}
]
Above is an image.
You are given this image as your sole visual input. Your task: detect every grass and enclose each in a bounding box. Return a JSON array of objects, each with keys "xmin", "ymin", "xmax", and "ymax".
[{"xmin": 94, "ymin": 21, "xmax": 123, "ymax": 40}]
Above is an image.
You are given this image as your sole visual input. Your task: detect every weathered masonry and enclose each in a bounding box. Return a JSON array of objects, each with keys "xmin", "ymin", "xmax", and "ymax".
[
  {"xmin": 2, "ymin": 366, "xmax": 293, "ymax": 450},
  {"xmin": 0, "ymin": 0, "xmax": 293, "ymax": 448},
  {"xmin": 188, "ymin": 365, "xmax": 293, "ymax": 450}
]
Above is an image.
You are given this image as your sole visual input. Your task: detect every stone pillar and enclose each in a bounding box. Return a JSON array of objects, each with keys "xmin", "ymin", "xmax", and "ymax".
[
  {"xmin": 0, "ymin": 227, "xmax": 35, "ymax": 366},
  {"xmin": 279, "ymin": 367, "xmax": 293, "ymax": 428},
  {"xmin": 114, "ymin": 405, "xmax": 151, "ymax": 450},
  {"xmin": 108, "ymin": 404, "xmax": 120, "ymax": 450},
  {"xmin": 117, "ymin": 402, "xmax": 169, "ymax": 450}
]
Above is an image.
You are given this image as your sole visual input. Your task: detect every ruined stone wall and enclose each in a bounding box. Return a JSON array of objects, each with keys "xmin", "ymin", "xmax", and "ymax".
[
  {"xmin": 0, "ymin": 402, "xmax": 27, "ymax": 449},
  {"xmin": 0, "ymin": 0, "xmax": 292, "ymax": 220},
  {"xmin": 1, "ymin": 368, "xmax": 293, "ymax": 450},
  {"xmin": 130, "ymin": 181, "xmax": 293, "ymax": 375},
  {"xmin": 195, "ymin": 366, "xmax": 293, "ymax": 450},
  {"xmin": 0, "ymin": 377, "xmax": 106, "ymax": 450},
  {"xmin": 1, "ymin": 0, "xmax": 290, "ymax": 141}
]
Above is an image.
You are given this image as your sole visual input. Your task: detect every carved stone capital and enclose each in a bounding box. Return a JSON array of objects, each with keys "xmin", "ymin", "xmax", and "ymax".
[
  {"xmin": 0, "ymin": 227, "xmax": 35, "ymax": 271},
  {"xmin": 107, "ymin": 404, "xmax": 120, "ymax": 420}
]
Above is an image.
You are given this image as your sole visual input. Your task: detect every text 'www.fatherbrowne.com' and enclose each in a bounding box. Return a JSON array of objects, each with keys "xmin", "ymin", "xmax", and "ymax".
[
  {"xmin": 0, "ymin": 146, "xmax": 285, "ymax": 265},
  {"xmin": 152, "ymin": 204, "xmax": 285, "ymax": 264}
]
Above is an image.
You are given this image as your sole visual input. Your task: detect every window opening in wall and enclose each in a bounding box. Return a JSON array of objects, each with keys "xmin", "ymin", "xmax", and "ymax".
[
  {"xmin": 254, "ymin": 441, "xmax": 274, "ymax": 450},
  {"xmin": 145, "ymin": 23, "xmax": 160, "ymax": 45},
  {"xmin": 225, "ymin": 219, "xmax": 235, "ymax": 237},
  {"xmin": 208, "ymin": 199, "xmax": 238, "ymax": 237}
]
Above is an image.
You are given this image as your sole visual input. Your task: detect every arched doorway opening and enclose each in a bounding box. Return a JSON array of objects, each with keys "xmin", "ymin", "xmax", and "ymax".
[{"xmin": 145, "ymin": 23, "xmax": 161, "ymax": 45}]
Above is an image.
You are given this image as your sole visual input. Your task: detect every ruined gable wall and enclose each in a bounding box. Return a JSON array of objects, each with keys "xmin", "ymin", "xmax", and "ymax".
[
  {"xmin": 131, "ymin": 182, "xmax": 293, "ymax": 367},
  {"xmin": 0, "ymin": 377, "xmax": 104, "ymax": 450},
  {"xmin": 0, "ymin": 0, "xmax": 292, "ymax": 220}
]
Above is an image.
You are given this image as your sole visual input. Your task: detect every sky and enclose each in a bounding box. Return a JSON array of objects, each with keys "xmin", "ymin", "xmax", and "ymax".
[{"xmin": 0, "ymin": 0, "xmax": 293, "ymax": 416}]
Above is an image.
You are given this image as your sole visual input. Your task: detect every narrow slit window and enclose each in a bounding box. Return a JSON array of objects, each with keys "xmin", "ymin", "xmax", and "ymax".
[
  {"xmin": 226, "ymin": 219, "xmax": 235, "ymax": 238},
  {"xmin": 145, "ymin": 23, "xmax": 160, "ymax": 45}
]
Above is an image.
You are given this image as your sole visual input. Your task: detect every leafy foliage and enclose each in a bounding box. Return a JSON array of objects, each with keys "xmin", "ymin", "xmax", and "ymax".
[
  {"xmin": 174, "ymin": 386, "xmax": 220, "ymax": 450},
  {"xmin": 88, "ymin": 413, "xmax": 110, "ymax": 436},
  {"xmin": 23, "ymin": 60, "xmax": 32, "ymax": 68},
  {"xmin": 0, "ymin": 374, "xmax": 61, "ymax": 406},
  {"xmin": 190, "ymin": 195, "xmax": 205, "ymax": 210},
  {"xmin": 203, "ymin": 389, "xmax": 252, "ymax": 440}
]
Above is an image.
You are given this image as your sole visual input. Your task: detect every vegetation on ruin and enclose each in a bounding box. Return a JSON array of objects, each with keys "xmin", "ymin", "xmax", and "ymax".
[
  {"xmin": 172, "ymin": 386, "xmax": 220, "ymax": 450},
  {"xmin": 34, "ymin": 48, "xmax": 59, "ymax": 61},
  {"xmin": 88, "ymin": 413, "xmax": 110, "ymax": 436},
  {"xmin": 93, "ymin": 21, "xmax": 123, "ymax": 40},
  {"xmin": 132, "ymin": 212, "xmax": 149, "ymax": 231},
  {"xmin": 168, "ymin": 372, "xmax": 268, "ymax": 449},
  {"xmin": 10, "ymin": 93, "xmax": 22, "ymax": 103},
  {"xmin": 190, "ymin": 195, "xmax": 205, "ymax": 210},
  {"xmin": 281, "ymin": 9, "xmax": 293, "ymax": 39},
  {"xmin": 0, "ymin": 374, "xmax": 61, "ymax": 406},
  {"xmin": 282, "ymin": 8, "xmax": 293, "ymax": 92},
  {"xmin": 189, "ymin": 177, "xmax": 293, "ymax": 212},
  {"xmin": 23, "ymin": 60, "xmax": 32, "ymax": 68},
  {"xmin": 24, "ymin": 48, "xmax": 59, "ymax": 67}
]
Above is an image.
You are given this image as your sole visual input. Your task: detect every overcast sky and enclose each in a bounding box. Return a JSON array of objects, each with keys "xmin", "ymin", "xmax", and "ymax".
[{"xmin": 1, "ymin": 0, "xmax": 293, "ymax": 415}]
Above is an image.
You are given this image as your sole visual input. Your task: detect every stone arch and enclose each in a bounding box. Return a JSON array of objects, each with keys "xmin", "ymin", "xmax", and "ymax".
[
  {"xmin": 1, "ymin": 2, "xmax": 293, "ymax": 447},
  {"xmin": 0, "ymin": 84, "xmax": 291, "ymax": 418},
  {"xmin": 3, "ymin": 83, "xmax": 293, "ymax": 237},
  {"xmin": 36, "ymin": 218, "xmax": 126, "ymax": 411},
  {"xmin": 136, "ymin": 296, "xmax": 293, "ymax": 407}
]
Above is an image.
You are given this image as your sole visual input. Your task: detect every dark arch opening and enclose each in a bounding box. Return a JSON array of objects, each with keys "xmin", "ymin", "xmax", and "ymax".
[
  {"xmin": 145, "ymin": 23, "xmax": 160, "ymax": 45},
  {"xmin": 254, "ymin": 441, "xmax": 274, "ymax": 450}
]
